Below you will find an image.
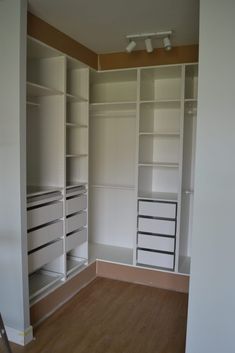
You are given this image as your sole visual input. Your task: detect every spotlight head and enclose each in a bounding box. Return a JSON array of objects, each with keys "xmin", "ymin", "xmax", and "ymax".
[
  {"xmin": 163, "ymin": 37, "xmax": 172, "ymax": 51},
  {"xmin": 145, "ymin": 38, "xmax": 153, "ymax": 53},
  {"xmin": 126, "ymin": 40, "xmax": 136, "ymax": 53}
]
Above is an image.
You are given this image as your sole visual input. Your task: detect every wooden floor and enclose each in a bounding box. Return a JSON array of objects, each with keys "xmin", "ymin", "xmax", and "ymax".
[{"xmin": 12, "ymin": 277, "xmax": 188, "ymax": 353}]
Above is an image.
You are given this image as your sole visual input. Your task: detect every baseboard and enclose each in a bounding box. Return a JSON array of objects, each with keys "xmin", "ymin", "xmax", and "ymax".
[
  {"xmin": 96, "ymin": 261, "xmax": 189, "ymax": 293},
  {"xmin": 30, "ymin": 262, "xmax": 96, "ymax": 326},
  {"xmin": 6, "ymin": 325, "xmax": 33, "ymax": 345}
]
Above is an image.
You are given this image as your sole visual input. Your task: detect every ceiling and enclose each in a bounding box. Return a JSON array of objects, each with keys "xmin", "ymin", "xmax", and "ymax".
[{"xmin": 28, "ymin": 0, "xmax": 199, "ymax": 54}]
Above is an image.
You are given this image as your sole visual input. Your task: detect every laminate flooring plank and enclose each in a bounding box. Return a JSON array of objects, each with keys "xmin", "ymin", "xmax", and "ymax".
[{"xmin": 11, "ymin": 277, "xmax": 188, "ymax": 353}]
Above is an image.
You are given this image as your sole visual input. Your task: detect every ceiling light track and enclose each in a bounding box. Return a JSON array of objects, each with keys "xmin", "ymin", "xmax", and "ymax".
[{"xmin": 126, "ymin": 30, "xmax": 173, "ymax": 53}]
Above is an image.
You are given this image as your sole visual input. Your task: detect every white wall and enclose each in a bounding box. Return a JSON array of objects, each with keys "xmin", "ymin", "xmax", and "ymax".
[
  {"xmin": 186, "ymin": 1, "xmax": 235, "ymax": 352},
  {"xmin": 0, "ymin": 0, "xmax": 31, "ymax": 344}
]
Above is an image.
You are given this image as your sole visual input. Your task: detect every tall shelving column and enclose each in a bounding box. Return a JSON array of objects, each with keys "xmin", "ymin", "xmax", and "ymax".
[
  {"xmin": 178, "ymin": 63, "xmax": 198, "ymax": 274},
  {"xmin": 136, "ymin": 65, "xmax": 184, "ymax": 271},
  {"xmin": 89, "ymin": 69, "xmax": 138, "ymax": 264},
  {"xmin": 26, "ymin": 37, "xmax": 66, "ymax": 303},
  {"xmin": 65, "ymin": 57, "xmax": 89, "ymax": 277}
]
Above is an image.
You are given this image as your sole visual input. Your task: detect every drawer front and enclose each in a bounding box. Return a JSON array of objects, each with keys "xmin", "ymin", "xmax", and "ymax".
[
  {"xmin": 66, "ymin": 194, "xmax": 87, "ymax": 216},
  {"xmin": 66, "ymin": 228, "xmax": 87, "ymax": 252},
  {"xmin": 138, "ymin": 217, "xmax": 176, "ymax": 236},
  {"xmin": 28, "ymin": 220, "xmax": 63, "ymax": 251},
  {"xmin": 137, "ymin": 249, "xmax": 174, "ymax": 269},
  {"xmin": 138, "ymin": 233, "xmax": 175, "ymax": 252},
  {"xmin": 139, "ymin": 201, "xmax": 176, "ymax": 219},
  {"xmin": 66, "ymin": 212, "xmax": 87, "ymax": 234},
  {"xmin": 28, "ymin": 239, "xmax": 63, "ymax": 274},
  {"xmin": 27, "ymin": 202, "xmax": 63, "ymax": 230}
]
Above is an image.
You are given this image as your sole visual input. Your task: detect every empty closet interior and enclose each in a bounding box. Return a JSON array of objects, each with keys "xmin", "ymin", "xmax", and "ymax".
[{"xmin": 25, "ymin": 36, "xmax": 198, "ymax": 306}]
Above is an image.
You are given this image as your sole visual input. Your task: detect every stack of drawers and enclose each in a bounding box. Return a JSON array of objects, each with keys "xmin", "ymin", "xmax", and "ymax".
[
  {"xmin": 137, "ymin": 200, "xmax": 177, "ymax": 270},
  {"xmin": 27, "ymin": 191, "xmax": 64, "ymax": 274},
  {"xmin": 65, "ymin": 186, "xmax": 87, "ymax": 254}
]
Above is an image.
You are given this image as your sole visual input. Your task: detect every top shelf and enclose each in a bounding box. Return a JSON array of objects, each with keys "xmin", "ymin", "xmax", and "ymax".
[
  {"xmin": 27, "ymin": 82, "xmax": 64, "ymax": 98},
  {"xmin": 66, "ymin": 93, "xmax": 88, "ymax": 103}
]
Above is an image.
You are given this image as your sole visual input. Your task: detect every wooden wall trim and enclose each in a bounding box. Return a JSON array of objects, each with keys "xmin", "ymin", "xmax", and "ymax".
[
  {"xmin": 27, "ymin": 12, "xmax": 98, "ymax": 70},
  {"xmin": 99, "ymin": 45, "xmax": 198, "ymax": 70},
  {"xmin": 30, "ymin": 262, "xmax": 96, "ymax": 326},
  {"xmin": 96, "ymin": 261, "xmax": 189, "ymax": 293}
]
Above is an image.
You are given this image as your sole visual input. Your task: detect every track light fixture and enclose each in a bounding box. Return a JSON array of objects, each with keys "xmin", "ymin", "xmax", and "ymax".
[
  {"xmin": 126, "ymin": 40, "xmax": 136, "ymax": 53},
  {"xmin": 126, "ymin": 30, "xmax": 173, "ymax": 53},
  {"xmin": 163, "ymin": 36, "xmax": 172, "ymax": 51},
  {"xmin": 145, "ymin": 38, "xmax": 153, "ymax": 53}
]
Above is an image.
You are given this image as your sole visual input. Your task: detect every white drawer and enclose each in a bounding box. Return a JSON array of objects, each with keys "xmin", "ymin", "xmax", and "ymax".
[
  {"xmin": 28, "ymin": 239, "xmax": 63, "ymax": 274},
  {"xmin": 138, "ymin": 233, "xmax": 175, "ymax": 252},
  {"xmin": 66, "ymin": 228, "xmax": 87, "ymax": 252},
  {"xmin": 137, "ymin": 249, "xmax": 174, "ymax": 269},
  {"xmin": 28, "ymin": 220, "xmax": 63, "ymax": 251},
  {"xmin": 66, "ymin": 212, "xmax": 87, "ymax": 234},
  {"xmin": 27, "ymin": 202, "xmax": 63, "ymax": 230},
  {"xmin": 138, "ymin": 217, "xmax": 175, "ymax": 236},
  {"xmin": 139, "ymin": 201, "xmax": 176, "ymax": 219},
  {"xmin": 66, "ymin": 194, "xmax": 87, "ymax": 216}
]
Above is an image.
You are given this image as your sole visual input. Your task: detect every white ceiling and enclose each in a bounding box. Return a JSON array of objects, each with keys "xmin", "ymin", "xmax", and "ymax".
[{"xmin": 28, "ymin": 0, "xmax": 199, "ymax": 54}]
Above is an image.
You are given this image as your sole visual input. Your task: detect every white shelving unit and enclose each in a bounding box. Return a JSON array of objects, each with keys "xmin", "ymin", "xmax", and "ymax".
[
  {"xmin": 26, "ymin": 37, "xmax": 89, "ymax": 302},
  {"xmin": 89, "ymin": 69, "xmax": 137, "ymax": 264}
]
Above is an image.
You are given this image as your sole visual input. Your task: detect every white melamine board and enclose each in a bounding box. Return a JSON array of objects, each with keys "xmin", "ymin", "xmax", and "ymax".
[
  {"xmin": 138, "ymin": 233, "xmax": 175, "ymax": 252},
  {"xmin": 138, "ymin": 166, "xmax": 179, "ymax": 195},
  {"xmin": 67, "ymin": 102, "xmax": 89, "ymax": 125},
  {"xmin": 28, "ymin": 220, "xmax": 63, "ymax": 251},
  {"xmin": 185, "ymin": 64, "xmax": 198, "ymax": 100},
  {"xmin": 138, "ymin": 191, "xmax": 178, "ymax": 202},
  {"xmin": 27, "ymin": 202, "xmax": 63, "ymax": 230},
  {"xmin": 27, "ymin": 56, "xmax": 65, "ymax": 92},
  {"xmin": 66, "ymin": 194, "xmax": 87, "ymax": 216},
  {"xmin": 27, "ymin": 186, "xmax": 63, "ymax": 198},
  {"xmin": 67, "ymin": 56, "xmax": 87, "ymax": 70},
  {"xmin": 66, "ymin": 256, "xmax": 87, "ymax": 275},
  {"xmin": 66, "ymin": 212, "xmax": 87, "ymax": 234},
  {"xmin": 137, "ymin": 249, "xmax": 174, "ymax": 269},
  {"xmin": 89, "ymin": 242, "xmax": 133, "ymax": 265},
  {"xmin": 90, "ymin": 114, "xmax": 136, "ymax": 186},
  {"xmin": 66, "ymin": 127, "xmax": 88, "ymax": 155},
  {"xmin": 68, "ymin": 240, "xmax": 88, "ymax": 260},
  {"xmin": 139, "ymin": 102, "xmax": 181, "ymax": 133},
  {"xmin": 27, "ymin": 95, "xmax": 65, "ymax": 188},
  {"xmin": 138, "ymin": 200, "xmax": 176, "ymax": 219},
  {"xmin": 178, "ymin": 255, "xmax": 191, "ymax": 275},
  {"xmin": 139, "ymin": 135, "xmax": 180, "ymax": 164},
  {"xmin": 138, "ymin": 217, "xmax": 176, "ymax": 236},
  {"xmin": 89, "ymin": 188, "xmax": 136, "ymax": 248},
  {"xmin": 28, "ymin": 239, "xmax": 63, "ymax": 274},
  {"xmin": 27, "ymin": 82, "xmax": 63, "ymax": 97},
  {"xmin": 90, "ymin": 70, "xmax": 137, "ymax": 103},
  {"xmin": 27, "ymin": 37, "xmax": 62, "ymax": 59},
  {"xmin": 66, "ymin": 157, "xmax": 88, "ymax": 184},
  {"xmin": 140, "ymin": 66, "xmax": 182, "ymax": 101},
  {"xmin": 66, "ymin": 228, "xmax": 87, "ymax": 252},
  {"xmin": 67, "ymin": 67, "xmax": 89, "ymax": 100}
]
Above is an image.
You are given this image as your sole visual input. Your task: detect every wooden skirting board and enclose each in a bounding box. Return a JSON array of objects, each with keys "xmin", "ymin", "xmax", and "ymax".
[{"xmin": 30, "ymin": 260, "xmax": 189, "ymax": 326}]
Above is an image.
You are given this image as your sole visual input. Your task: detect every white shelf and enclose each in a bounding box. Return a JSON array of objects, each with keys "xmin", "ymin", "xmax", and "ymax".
[
  {"xmin": 91, "ymin": 184, "xmax": 135, "ymax": 191},
  {"xmin": 27, "ymin": 100, "xmax": 40, "ymax": 107},
  {"xmin": 89, "ymin": 242, "xmax": 133, "ymax": 265},
  {"xmin": 139, "ymin": 132, "xmax": 180, "ymax": 137},
  {"xmin": 66, "ymin": 122, "xmax": 88, "ymax": 128},
  {"xmin": 66, "ymin": 154, "xmax": 88, "ymax": 158},
  {"xmin": 184, "ymin": 98, "xmax": 197, "ymax": 102},
  {"xmin": 138, "ymin": 162, "xmax": 179, "ymax": 168},
  {"xmin": 27, "ymin": 185, "xmax": 63, "ymax": 197},
  {"xmin": 138, "ymin": 191, "xmax": 178, "ymax": 202},
  {"xmin": 66, "ymin": 93, "xmax": 88, "ymax": 103},
  {"xmin": 66, "ymin": 182, "xmax": 87, "ymax": 190},
  {"xmin": 29, "ymin": 270, "xmax": 63, "ymax": 302},
  {"xmin": 140, "ymin": 99, "xmax": 181, "ymax": 104},
  {"xmin": 66, "ymin": 256, "xmax": 87, "ymax": 276},
  {"xmin": 90, "ymin": 102, "xmax": 136, "ymax": 117},
  {"xmin": 27, "ymin": 81, "xmax": 63, "ymax": 97}
]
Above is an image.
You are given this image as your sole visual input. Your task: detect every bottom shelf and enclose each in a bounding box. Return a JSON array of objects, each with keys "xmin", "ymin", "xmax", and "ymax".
[
  {"xmin": 178, "ymin": 256, "xmax": 191, "ymax": 275},
  {"xmin": 29, "ymin": 270, "xmax": 64, "ymax": 303},
  {"xmin": 89, "ymin": 242, "xmax": 133, "ymax": 265},
  {"xmin": 66, "ymin": 256, "xmax": 87, "ymax": 276}
]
